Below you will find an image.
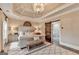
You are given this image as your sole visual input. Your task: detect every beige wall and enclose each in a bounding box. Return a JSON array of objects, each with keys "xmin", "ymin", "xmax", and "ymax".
[
  {"xmin": 59, "ymin": 11, "xmax": 79, "ymax": 50},
  {"xmin": 8, "ymin": 19, "xmax": 45, "ymax": 35},
  {"xmin": 0, "ymin": 10, "xmax": 5, "ymax": 52},
  {"xmin": 0, "ymin": 11, "xmax": 2, "ymax": 52}
]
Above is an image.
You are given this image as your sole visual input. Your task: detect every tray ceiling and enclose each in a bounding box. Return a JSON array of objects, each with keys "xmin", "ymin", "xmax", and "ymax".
[
  {"xmin": 12, "ymin": 3, "xmax": 62, "ymax": 18},
  {"xmin": 0, "ymin": 3, "xmax": 76, "ymax": 22}
]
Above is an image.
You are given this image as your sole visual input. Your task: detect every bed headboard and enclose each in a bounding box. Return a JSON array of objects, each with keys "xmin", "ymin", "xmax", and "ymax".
[{"xmin": 23, "ymin": 21, "xmax": 32, "ymax": 26}]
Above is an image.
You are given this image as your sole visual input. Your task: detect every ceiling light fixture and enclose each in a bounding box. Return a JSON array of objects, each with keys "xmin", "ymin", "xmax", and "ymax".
[{"xmin": 33, "ymin": 3, "xmax": 45, "ymax": 14}]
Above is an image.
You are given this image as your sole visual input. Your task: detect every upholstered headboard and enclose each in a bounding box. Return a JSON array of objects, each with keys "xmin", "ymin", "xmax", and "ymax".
[{"xmin": 23, "ymin": 21, "xmax": 32, "ymax": 26}]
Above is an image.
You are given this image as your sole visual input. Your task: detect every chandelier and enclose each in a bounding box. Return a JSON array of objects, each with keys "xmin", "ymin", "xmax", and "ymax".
[{"xmin": 33, "ymin": 3, "xmax": 45, "ymax": 14}]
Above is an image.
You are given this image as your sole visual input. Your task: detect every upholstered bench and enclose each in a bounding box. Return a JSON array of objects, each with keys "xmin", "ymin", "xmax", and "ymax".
[{"xmin": 27, "ymin": 38, "xmax": 45, "ymax": 50}]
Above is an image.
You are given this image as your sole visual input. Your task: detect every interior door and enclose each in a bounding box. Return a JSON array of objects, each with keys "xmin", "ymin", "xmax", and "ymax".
[{"xmin": 52, "ymin": 21, "xmax": 61, "ymax": 44}]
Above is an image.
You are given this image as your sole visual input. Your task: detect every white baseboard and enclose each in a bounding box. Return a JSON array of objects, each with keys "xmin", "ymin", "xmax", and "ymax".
[{"xmin": 60, "ymin": 42, "xmax": 79, "ymax": 50}]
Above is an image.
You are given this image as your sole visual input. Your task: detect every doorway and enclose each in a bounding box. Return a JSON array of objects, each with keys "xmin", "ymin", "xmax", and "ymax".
[
  {"xmin": 51, "ymin": 21, "xmax": 61, "ymax": 44},
  {"xmin": 45, "ymin": 22, "xmax": 51, "ymax": 43}
]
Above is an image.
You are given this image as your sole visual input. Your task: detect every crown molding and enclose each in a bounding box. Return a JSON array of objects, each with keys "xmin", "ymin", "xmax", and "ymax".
[
  {"xmin": 0, "ymin": 3, "xmax": 75, "ymax": 23},
  {"xmin": 39, "ymin": 3, "xmax": 74, "ymax": 19},
  {"xmin": 45, "ymin": 5, "xmax": 79, "ymax": 22},
  {"xmin": 11, "ymin": 3, "xmax": 74, "ymax": 20}
]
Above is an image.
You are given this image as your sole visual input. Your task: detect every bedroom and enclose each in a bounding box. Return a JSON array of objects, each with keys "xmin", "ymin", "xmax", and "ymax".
[{"xmin": 0, "ymin": 3, "xmax": 79, "ymax": 55}]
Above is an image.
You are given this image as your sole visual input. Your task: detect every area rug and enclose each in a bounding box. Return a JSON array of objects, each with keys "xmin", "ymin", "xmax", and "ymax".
[
  {"xmin": 7, "ymin": 42, "xmax": 51, "ymax": 55},
  {"xmin": 26, "ymin": 42, "xmax": 51, "ymax": 55}
]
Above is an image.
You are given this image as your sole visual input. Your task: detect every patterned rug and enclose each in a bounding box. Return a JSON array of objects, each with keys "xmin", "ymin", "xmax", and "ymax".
[{"xmin": 6, "ymin": 42, "xmax": 51, "ymax": 55}]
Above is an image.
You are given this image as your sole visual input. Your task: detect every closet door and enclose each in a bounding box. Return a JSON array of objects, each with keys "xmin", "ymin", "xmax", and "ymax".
[{"xmin": 45, "ymin": 22, "xmax": 51, "ymax": 42}]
